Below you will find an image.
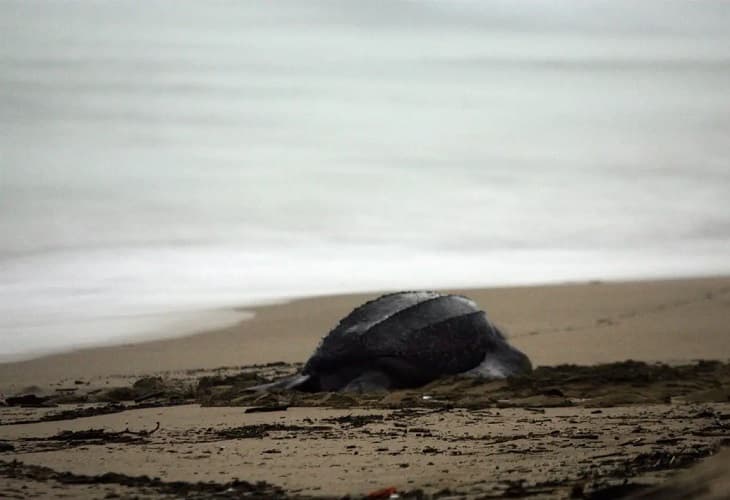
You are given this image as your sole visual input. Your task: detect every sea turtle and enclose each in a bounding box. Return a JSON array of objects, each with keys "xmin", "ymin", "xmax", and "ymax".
[{"xmin": 257, "ymin": 291, "xmax": 532, "ymax": 392}]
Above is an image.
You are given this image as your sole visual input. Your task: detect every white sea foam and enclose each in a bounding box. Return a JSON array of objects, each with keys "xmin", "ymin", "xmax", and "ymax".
[{"xmin": 1, "ymin": 0, "xmax": 729, "ymax": 359}]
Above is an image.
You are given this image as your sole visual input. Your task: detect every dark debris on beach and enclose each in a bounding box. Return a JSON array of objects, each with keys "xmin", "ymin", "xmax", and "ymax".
[
  {"xmin": 3, "ymin": 360, "xmax": 730, "ymax": 425},
  {"xmin": 3, "ymin": 360, "xmax": 730, "ymax": 499}
]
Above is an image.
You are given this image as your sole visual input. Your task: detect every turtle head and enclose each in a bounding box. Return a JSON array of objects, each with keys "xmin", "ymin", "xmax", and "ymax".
[
  {"xmin": 503, "ymin": 342, "xmax": 532, "ymax": 375},
  {"xmin": 466, "ymin": 334, "xmax": 532, "ymax": 379}
]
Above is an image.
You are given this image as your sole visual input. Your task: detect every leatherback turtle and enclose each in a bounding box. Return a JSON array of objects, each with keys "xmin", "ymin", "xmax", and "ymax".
[{"xmin": 257, "ymin": 291, "xmax": 532, "ymax": 392}]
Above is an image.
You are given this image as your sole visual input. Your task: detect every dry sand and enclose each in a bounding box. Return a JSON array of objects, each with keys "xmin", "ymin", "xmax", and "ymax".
[{"xmin": 1, "ymin": 276, "xmax": 730, "ymax": 498}]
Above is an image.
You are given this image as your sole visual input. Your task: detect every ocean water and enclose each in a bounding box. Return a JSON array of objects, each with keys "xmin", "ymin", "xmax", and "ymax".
[{"xmin": 1, "ymin": 0, "xmax": 729, "ymax": 360}]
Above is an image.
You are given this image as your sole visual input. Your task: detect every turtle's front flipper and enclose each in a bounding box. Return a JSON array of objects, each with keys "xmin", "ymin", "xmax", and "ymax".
[{"xmin": 245, "ymin": 374, "xmax": 312, "ymax": 392}]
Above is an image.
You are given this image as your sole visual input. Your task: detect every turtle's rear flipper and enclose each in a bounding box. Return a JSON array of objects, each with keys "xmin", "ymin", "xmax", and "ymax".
[
  {"xmin": 342, "ymin": 370, "xmax": 392, "ymax": 393},
  {"xmin": 245, "ymin": 374, "xmax": 311, "ymax": 392}
]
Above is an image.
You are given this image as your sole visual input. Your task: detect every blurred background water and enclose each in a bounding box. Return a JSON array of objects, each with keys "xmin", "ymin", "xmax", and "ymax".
[{"xmin": 1, "ymin": 0, "xmax": 729, "ymax": 359}]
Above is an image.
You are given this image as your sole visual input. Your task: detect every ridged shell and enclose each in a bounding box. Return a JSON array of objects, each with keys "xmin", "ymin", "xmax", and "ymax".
[{"xmin": 303, "ymin": 291, "xmax": 503, "ymax": 380}]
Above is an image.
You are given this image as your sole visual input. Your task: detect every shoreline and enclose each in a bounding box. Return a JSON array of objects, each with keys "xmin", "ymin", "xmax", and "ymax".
[
  {"xmin": 0, "ymin": 308, "xmax": 258, "ymax": 365},
  {"xmin": 3, "ymin": 270, "xmax": 727, "ymax": 364},
  {"xmin": 2, "ymin": 274, "xmax": 730, "ymax": 498},
  {"xmin": 1, "ymin": 275, "xmax": 729, "ymax": 393}
]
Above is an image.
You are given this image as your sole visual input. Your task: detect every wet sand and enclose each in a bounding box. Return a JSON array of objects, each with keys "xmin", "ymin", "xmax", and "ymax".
[{"xmin": 1, "ymin": 276, "xmax": 730, "ymax": 498}]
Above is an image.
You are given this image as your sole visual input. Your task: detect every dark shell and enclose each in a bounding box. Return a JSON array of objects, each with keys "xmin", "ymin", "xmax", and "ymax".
[{"xmin": 298, "ymin": 291, "xmax": 529, "ymax": 392}]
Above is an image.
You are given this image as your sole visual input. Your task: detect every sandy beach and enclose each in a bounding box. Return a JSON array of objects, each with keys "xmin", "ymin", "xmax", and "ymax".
[
  {"xmin": 4, "ymin": 1, "xmax": 730, "ymax": 497},
  {"xmin": 2, "ymin": 276, "xmax": 730, "ymax": 498},
  {"xmin": 2, "ymin": 276, "xmax": 729, "ymax": 391}
]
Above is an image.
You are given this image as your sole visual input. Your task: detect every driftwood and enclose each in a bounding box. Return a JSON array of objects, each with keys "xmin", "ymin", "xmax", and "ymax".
[{"xmin": 6, "ymin": 394, "xmax": 51, "ymax": 407}]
